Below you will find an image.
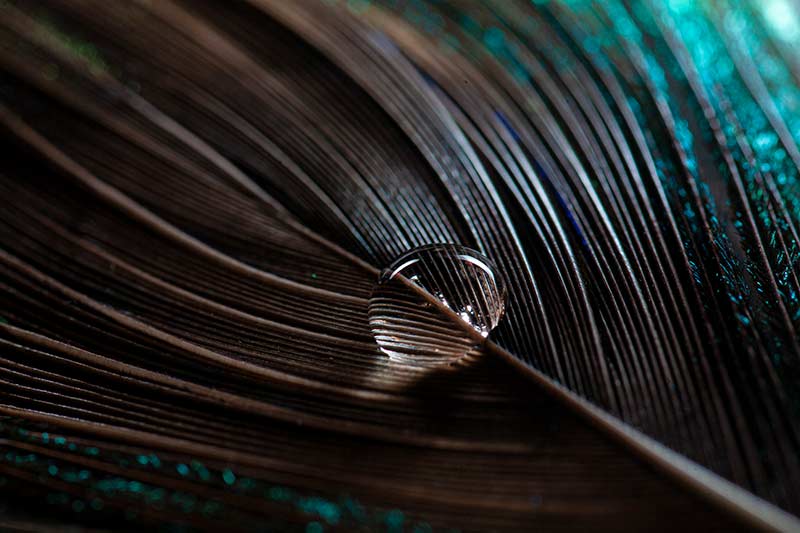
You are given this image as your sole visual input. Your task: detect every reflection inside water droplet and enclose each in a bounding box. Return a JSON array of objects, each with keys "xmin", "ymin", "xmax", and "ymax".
[{"xmin": 368, "ymin": 244, "xmax": 507, "ymax": 365}]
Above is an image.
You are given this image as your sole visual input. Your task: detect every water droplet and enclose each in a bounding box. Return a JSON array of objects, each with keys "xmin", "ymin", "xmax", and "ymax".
[{"xmin": 368, "ymin": 244, "xmax": 507, "ymax": 365}]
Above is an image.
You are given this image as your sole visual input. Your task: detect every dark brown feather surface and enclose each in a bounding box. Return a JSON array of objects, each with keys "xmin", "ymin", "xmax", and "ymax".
[{"xmin": 1, "ymin": 0, "xmax": 799, "ymax": 530}]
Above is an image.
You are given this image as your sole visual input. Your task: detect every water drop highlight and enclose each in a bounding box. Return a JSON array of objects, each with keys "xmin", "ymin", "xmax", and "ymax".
[{"xmin": 368, "ymin": 244, "xmax": 507, "ymax": 365}]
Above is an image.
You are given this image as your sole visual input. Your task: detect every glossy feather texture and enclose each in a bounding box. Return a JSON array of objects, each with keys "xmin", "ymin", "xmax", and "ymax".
[{"xmin": 0, "ymin": 0, "xmax": 799, "ymax": 530}]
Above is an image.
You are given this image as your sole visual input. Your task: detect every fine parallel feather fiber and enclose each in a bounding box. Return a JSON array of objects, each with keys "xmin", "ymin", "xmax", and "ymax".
[{"xmin": 0, "ymin": 0, "xmax": 799, "ymax": 531}]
